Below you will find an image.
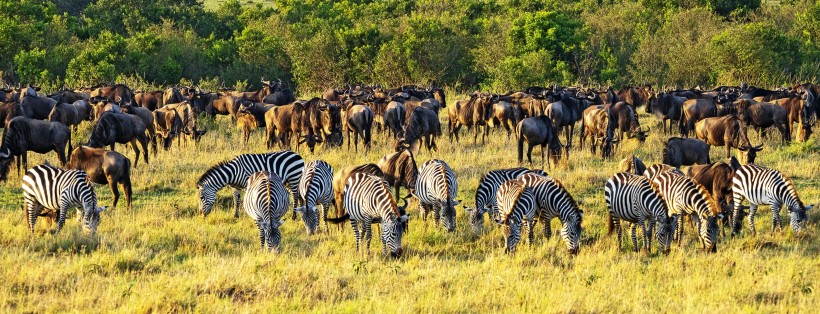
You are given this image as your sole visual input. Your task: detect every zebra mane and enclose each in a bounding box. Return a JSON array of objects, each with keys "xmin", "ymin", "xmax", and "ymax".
[
  {"xmin": 691, "ymin": 179, "xmax": 721, "ymax": 217},
  {"xmin": 551, "ymin": 178, "xmax": 583, "ymax": 216},
  {"xmin": 500, "ymin": 180, "xmax": 526, "ymax": 223},
  {"xmin": 196, "ymin": 159, "xmax": 235, "ymax": 187},
  {"xmin": 783, "ymin": 176, "xmax": 805, "ymax": 208}
]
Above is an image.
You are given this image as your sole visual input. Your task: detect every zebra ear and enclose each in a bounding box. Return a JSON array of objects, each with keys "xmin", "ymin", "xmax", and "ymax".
[
  {"xmin": 97, "ymin": 206, "xmax": 106, "ymax": 213},
  {"xmin": 400, "ymin": 215, "xmax": 408, "ymax": 222},
  {"xmin": 453, "ymin": 199, "xmax": 461, "ymax": 205},
  {"xmin": 272, "ymin": 220, "xmax": 285, "ymax": 228},
  {"xmin": 806, "ymin": 205, "xmax": 813, "ymax": 211},
  {"xmin": 293, "ymin": 206, "xmax": 305, "ymax": 212}
]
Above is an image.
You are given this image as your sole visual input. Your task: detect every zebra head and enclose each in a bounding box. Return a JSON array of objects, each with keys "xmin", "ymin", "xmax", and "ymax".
[
  {"xmin": 465, "ymin": 206, "xmax": 487, "ymax": 233},
  {"xmin": 441, "ymin": 199, "xmax": 460, "ymax": 232},
  {"xmin": 502, "ymin": 222, "xmax": 522, "ymax": 253},
  {"xmin": 197, "ymin": 184, "xmax": 217, "ymax": 217},
  {"xmin": 561, "ymin": 212, "xmax": 583, "ymax": 255},
  {"xmin": 261, "ymin": 219, "xmax": 284, "ymax": 253},
  {"xmin": 81, "ymin": 204, "xmax": 105, "ymax": 235},
  {"xmin": 655, "ymin": 215, "xmax": 674, "ymax": 254},
  {"xmin": 698, "ymin": 214, "xmax": 719, "ymax": 253},
  {"xmin": 293, "ymin": 206, "xmax": 319, "ymax": 235},
  {"xmin": 382, "ymin": 215, "xmax": 408, "ymax": 257},
  {"xmin": 790, "ymin": 204, "xmax": 812, "ymax": 232}
]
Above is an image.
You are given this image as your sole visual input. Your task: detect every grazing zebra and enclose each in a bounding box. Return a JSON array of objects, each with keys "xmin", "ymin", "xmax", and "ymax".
[
  {"xmin": 732, "ymin": 164, "xmax": 812, "ymax": 235},
  {"xmin": 415, "ymin": 159, "xmax": 459, "ymax": 232},
  {"xmin": 465, "ymin": 167, "xmax": 548, "ymax": 232},
  {"xmin": 604, "ymin": 172, "xmax": 672, "ymax": 253},
  {"xmin": 327, "ymin": 173, "xmax": 409, "ymax": 256},
  {"xmin": 22, "ymin": 164, "xmax": 105, "ymax": 235},
  {"xmin": 495, "ymin": 179, "xmax": 537, "ymax": 253},
  {"xmin": 651, "ymin": 171, "xmax": 721, "ymax": 252},
  {"xmin": 644, "ymin": 163, "xmax": 683, "ymax": 182},
  {"xmin": 519, "ymin": 173, "xmax": 583, "ymax": 254},
  {"xmin": 295, "ymin": 160, "xmax": 334, "ymax": 234},
  {"xmin": 197, "ymin": 151, "xmax": 303, "ymax": 218},
  {"xmin": 243, "ymin": 171, "xmax": 291, "ymax": 252}
]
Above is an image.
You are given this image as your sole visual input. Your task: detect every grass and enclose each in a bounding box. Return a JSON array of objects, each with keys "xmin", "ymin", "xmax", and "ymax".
[{"xmin": 0, "ymin": 94, "xmax": 818, "ymax": 312}]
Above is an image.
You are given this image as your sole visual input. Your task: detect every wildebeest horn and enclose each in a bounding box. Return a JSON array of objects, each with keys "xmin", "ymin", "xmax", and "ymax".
[{"xmin": 0, "ymin": 148, "xmax": 9, "ymax": 158}]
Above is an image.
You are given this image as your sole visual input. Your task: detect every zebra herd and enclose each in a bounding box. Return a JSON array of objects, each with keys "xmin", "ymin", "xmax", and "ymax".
[{"xmin": 16, "ymin": 146, "xmax": 812, "ymax": 256}]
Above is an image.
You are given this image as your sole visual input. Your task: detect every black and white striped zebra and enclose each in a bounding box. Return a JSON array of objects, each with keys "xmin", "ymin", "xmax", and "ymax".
[
  {"xmin": 415, "ymin": 159, "xmax": 459, "ymax": 232},
  {"xmin": 22, "ymin": 164, "xmax": 105, "ymax": 235},
  {"xmin": 327, "ymin": 173, "xmax": 409, "ymax": 256},
  {"xmin": 651, "ymin": 171, "xmax": 721, "ymax": 252},
  {"xmin": 197, "ymin": 151, "xmax": 303, "ymax": 218},
  {"xmin": 644, "ymin": 163, "xmax": 682, "ymax": 182},
  {"xmin": 495, "ymin": 178, "xmax": 536, "ymax": 253},
  {"xmin": 243, "ymin": 171, "xmax": 291, "ymax": 252},
  {"xmin": 295, "ymin": 160, "xmax": 333, "ymax": 234},
  {"xmin": 731, "ymin": 164, "xmax": 812, "ymax": 235},
  {"xmin": 604, "ymin": 172, "xmax": 672, "ymax": 253},
  {"xmin": 464, "ymin": 167, "xmax": 548, "ymax": 232},
  {"xmin": 519, "ymin": 173, "xmax": 583, "ymax": 254}
]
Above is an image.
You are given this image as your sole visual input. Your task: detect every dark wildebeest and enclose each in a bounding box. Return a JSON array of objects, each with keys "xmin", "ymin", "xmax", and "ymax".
[
  {"xmin": 396, "ymin": 107, "xmax": 441, "ymax": 154},
  {"xmin": 192, "ymin": 92, "xmax": 241, "ymax": 120},
  {"xmin": 0, "ymin": 117, "xmax": 72, "ymax": 181},
  {"xmin": 87, "ymin": 112, "xmax": 149, "ymax": 167},
  {"xmin": 687, "ymin": 157, "xmax": 744, "ymax": 236},
  {"xmin": 323, "ymin": 88, "xmax": 345, "ymax": 102},
  {"xmin": 383, "ymin": 101, "xmax": 406, "ymax": 139},
  {"xmin": 263, "ymin": 102, "xmax": 302, "ymax": 149},
  {"xmin": 616, "ymin": 85, "xmax": 654, "ymax": 109},
  {"xmin": 610, "ymin": 101, "xmax": 648, "ymax": 144},
  {"xmin": 449, "ymin": 93, "xmax": 492, "ymax": 144},
  {"xmin": 90, "ymin": 96, "xmax": 122, "ymax": 120},
  {"xmin": 546, "ymin": 92, "xmax": 591, "ymax": 147},
  {"xmin": 662, "ymin": 137, "xmax": 710, "ymax": 168},
  {"xmin": 164, "ymin": 102, "xmax": 207, "ymax": 145},
  {"xmin": 378, "ymin": 149, "xmax": 418, "ymax": 198},
  {"xmin": 580, "ymin": 106, "xmax": 617, "ymax": 158},
  {"xmin": 162, "ymin": 87, "xmax": 187, "ymax": 106},
  {"xmin": 486, "ymin": 100, "xmax": 517, "ymax": 142},
  {"xmin": 695, "ymin": 115, "xmax": 759, "ymax": 159},
  {"xmin": 91, "ymin": 84, "xmax": 135, "ymax": 106},
  {"xmin": 734, "ymin": 99, "xmax": 790, "ymax": 144},
  {"xmin": 647, "ymin": 92, "xmax": 685, "ymax": 134},
  {"xmin": 262, "ymin": 82, "xmax": 296, "ymax": 106},
  {"xmin": 343, "ymin": 104, "xmax": 374, "ymax": 153},
  {"xmin": 297, "ymin": 98, "xmax": 339, "ymax": 151},
  {"xmin": 120, "ymin": 104, "xmax": 157, "ymax": 153},
  {"xmin": 516, "ymin": 115, "xmax": 568, "ymax": 168},
  {"xmin": 236, "ymin": 113, "xmax": 260, "ymax": 144},
  {"xmin": 153, "ymin": 107, "xmax": 183, "ymax": 150},
  {"xmin": 68, "ymin": 146, "xmax": 133, "ymax": 210},
  {"xmin": 134, "ymin": 90, "xmax": 163, "ymax": 111},
  {"xmin": 48, "ymin": 102, "xmax": 82, "ymax": 131},
  {"xmin": 332, "ymin": 163, "xmax": 385, "ymax": 219},
  {"xmin": 618, "ymin": 155, "xmax": 646, "ymax": 175},
  {"xmin": 679, "ymin": 95, "xmax": 733, "ymax": 137},
  {"xmin": 20, "ymin": 88, "xmax": 57, "ymax": 120},
  {"xmin": 774, "ymin": 96, "xmax": 812, "ymax": 142},
  {"xmin": 49, "ymin": 89, "xmax": 89, "ymax": 104},
  {"xmin": 0, "ymin": 101, "xmax": 23, "ymax": 128}
]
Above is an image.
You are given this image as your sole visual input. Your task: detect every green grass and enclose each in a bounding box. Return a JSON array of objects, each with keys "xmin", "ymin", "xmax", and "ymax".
[{"xmin": 0, "ymin": 95, "xmax": 818, "ymax": 312}]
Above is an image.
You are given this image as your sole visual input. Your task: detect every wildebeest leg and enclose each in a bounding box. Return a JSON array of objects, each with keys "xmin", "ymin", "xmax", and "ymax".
[
  {"xmin": 109, "ymin": 177, "xmax": 120, "ymax": 208},
  {"xmin": 526, "ymin": 143, "xmax": 535, "ymax": 165},
  {"xmin": 123, "ymin": 175, "xmax": 132, "ymax": 211},
  {"xmin": 473, "ymin": 123, "xmax": 479, "ymax": 145},
  {"xmin": 110, "ymin": 143, "xmax": 115, "ymax": 151},
  {"xmin": 541, "ymin": 143, "xmax": 547, "ymax": 169},
  {"xmin": 129, "ymin": 139, "xmax": 141, "ymax": 168},
  {"xmin": 453, "ymin": 124, "xmax": 462, "ymax": 143},
  {"xmin": 353, "ymin": 130, "xmax": 360, "ymax": 153},
  {"xmin": 346, "ymin": 130, "xmax": 351, "ymax": 151},
  {"xmin": 139, "ymin": 135, "xmax": 150, "ymax": 165},
  {"xmin": 53, "ymin": 143, "xmax": 67, "ymax": 167}
]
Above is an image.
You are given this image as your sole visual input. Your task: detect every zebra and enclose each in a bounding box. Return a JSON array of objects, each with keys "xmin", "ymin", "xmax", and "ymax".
[
  {"xmin": 604, "ymin": 172, "xmax": 673, "ymax": 253},
  {"xmin": 197, "ymin": 151, "xmax": 303, "ymax": 218},
  {"xmin": 464, "ymin": 167, "xmax": 548, "ymax": 232},
  {"xmin": 295, "ymin": 160, "xmax": 334, "ymax": 234},
  {"xmin": 243, "ymin": 171, "xmax": 291, "ymax": 252},
  {"xmin": 415, "ymin": 159, "xmax": 459, "ymax": 232},
  {"xmin": 327, "ymin": 173, "xmax": 409, "ymax": 256},
  {"xmin": 495, "ymin": 178, "xmax": 537, "ymax": 253},
  {"xmin": 731, "ymin": 164, "xmax": 812, "ymax": 236},
  {"xmin": 643, "ymin": 163, "xmax": 682, "ymax": 182},
  {"xmin": 22, "ymin": 164, "xmax": 105, "ymax": 235},
  {"xmin": 651, "ymin": 170, "xmax": 721, "ymax": 252},
  {"xmin": 519, "ymin": 173, "xmax": 583, "ymax": 254}
]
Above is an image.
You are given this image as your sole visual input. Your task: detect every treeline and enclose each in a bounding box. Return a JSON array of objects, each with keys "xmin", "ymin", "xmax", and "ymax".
[{"xmin": 1, "ymin": 0, "xmax": 819, "ymax": 93}]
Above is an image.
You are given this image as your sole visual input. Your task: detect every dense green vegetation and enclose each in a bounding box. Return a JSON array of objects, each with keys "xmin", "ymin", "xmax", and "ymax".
[{"xmin": 1, "ymin": 0, "xmax": 819, "ymax": 93}]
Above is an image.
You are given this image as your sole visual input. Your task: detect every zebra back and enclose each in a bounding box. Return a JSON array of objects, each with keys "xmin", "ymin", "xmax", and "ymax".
[
  {"xmin": 733, "ymin": 164, "xmax": 806, "ymax": 212},
  {"xmin": 417, "ymin": 159, "xmax": 458, "ymax": 204},
  {"xmin": 519, "ymin": 173, "xmax": 583, "ymax": 253},
  {"xmin": 653, "ymin": 171, "xmax": 720, "ymax": 218},
  {"xmin": 644, "ymin": 164, "xmax": 682, "ymax": 182},
  {"xmin": 299, "ymin": 160, "xmax": 333, "ymax": 208},
  {"xmin": 244, "ymin": 171, "xmax": 290, "ymax": 251},
  {"xmin": 605, "ymin": 172, "xmax": 668, "ymax": 223},
  {"xmin": 496, "ymin": 179, "xmax": 536, "ymax": 225}
]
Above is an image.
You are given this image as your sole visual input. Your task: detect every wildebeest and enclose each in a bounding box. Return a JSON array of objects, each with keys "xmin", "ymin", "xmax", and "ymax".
[
  {"xmin": 735, "ymin": 99, "xmax": 790, "ymax": 144},
  {"xmin": 610, "ymin": 101, "xmax": 648, "ymax": 144},
  {"xmin": 87, "ymin": 112, "xmax": 150, "ymax": 167},
  {"xmin": 49, "ymin": 88, "xmax": 89, "ymax": 104},
  {"xmin": 90, "ymin": 96, "xmax": 122, "ymax": 119},
  {"xmin": 48, "ymin": 102, "xmax": 82, "ymax": 131},
  {"xmin": 486, "ymin": 100, "xmax": 517, "ymax": 142},
  {"xmin": 134, "ymin": 90, "xmax": 163, "ymax": 111},
  {"xmin": 617, "ymin": 85, "xmax": 653, "ymax": 109},
  {"xmin": 332, "ymin": 163, "xmax": 385, "ymax": 219},
  {"xmin": 263, "ymin": 102, "xmax": 303, "ymax": 149},
  {"xmin": 377, "ymin": 149, "xmax": 418, "ymax": 198},
  {"xmin": 774, "ymin": 96, "xmax": 812, "ymax": 141},
  {"xmin": 68, "ymin": 146, "xmax": 133, "ymax": 210},
  {"xmin": 164, "ymin": 102, "xmax": 207, "ymax": 145},
  {"xmin": 662, "ymin": 137, "xmax": 710, "ymax": 168},
  {"xmin": 162, "ymin": 87, "xmax": 187, "ymax": 106},
  {"xmin": 0, "ymin": 117, "xmax": 71, "ymax": 181},
  {"xmin": 20, "ymin": 90, "xmax": 57, "ymax": 120},
  {"xmin": 647, "ymin": 92, "xmax": 685, "ymax": 134},
  {"xmin": 152, "ymin": 107, "xmax": 183, "ymax": 150},
  {"xmin": 91, "ymin": 84, "xmax": 135, "ymax": 106},
  {"xmin": 0, "ymin": 101, "xmax": 23, "ymax": 128},
  {"xmin": 695, "ymin": 115, "xmax": 756, "ymax": 159},
  {"xmin": 383, "ymin": 101, "xmax": 406, "ymax": 139},
  {"xmin": 516, "ymin": 115, "xmax": 568, "ymax": 168},
  {"xmin": 120, "ymin": 104, "xmax": 157, "ymax": 153},
  {"xmin": 236, "ymin": 112, "xmax": 260, "ymax": 144},
  {"xmin": 618, "ymin": 155, "xmax": 647, "ymax": 175},
  {"xmin": 343, "ymin": 104, "xmax": 374, "ymax": 153},
  {"xmin": 580, "ymin": 106, "xmax": 617, "ymax": 158},
  {"xmin": 396, "ymin": 106, "xmax": 441, "ymax": 154},
  {"xmin": 449, "ymin": 93, "xmax": 492, "ymax": 144},
  {"xmin": 546, "ymin": 93, "xmax": 590, "ymax": 147},
  {"xmin": 680, "ymin": 96, "xmax": 732, "ymax": 136}
]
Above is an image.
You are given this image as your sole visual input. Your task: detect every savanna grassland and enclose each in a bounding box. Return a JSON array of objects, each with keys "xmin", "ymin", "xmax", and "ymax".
[{"xmin": 0, "ymin": 91, "xmax": 818, "ymax": 312}]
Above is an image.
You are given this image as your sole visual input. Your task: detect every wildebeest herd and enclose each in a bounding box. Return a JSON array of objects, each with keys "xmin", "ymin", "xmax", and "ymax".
[{"xmin": 0, "ymin": 80, "xmax": 816, "ymax": 256}]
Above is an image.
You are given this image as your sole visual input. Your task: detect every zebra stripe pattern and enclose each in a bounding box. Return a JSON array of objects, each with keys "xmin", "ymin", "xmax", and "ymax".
[
  {"xmin": 197, "ymin": 151, "xmax": 303, "ymax": 218},
  {"xmin": 495, "ymin": 179, "xmax": 536, "ymax": 253},
  {"xmin": 342, "ymin": 173, "xmax": 408, "ymax": 256},
  {"xmin": 415, "ymin": 159, "xmax": 459, "ymax": 232},
  {"xmin": 296, "ymin": 160, "xmax": 334, "ymax": 234},
  {"xmin": 604, "ymin": 172, "xmax": 672, "ymax": 253},
  {"xmin": 22, "ymin": 164, "xmax": 105, "ymax": 234},
  {"xmin": 465, "ymin": 167, "xmax": 548, "ymax": 232},
  {"xmin": 651, "ymin": 171, "xmax": 721, "ymax": 252},
  {"xmin": 732, "ymin": 164, "xmax": 812, "ymax": 235},
  {"xmin": 243, "ymin": 171, "xmax": 291, "ymax": 252},
  {"xmin": 519, "ymin": 173, "xmax": 583, "ymax": 254},
  {"xmin": 643, "ymin": 163, "xmax": 682, "ymax": 182}
]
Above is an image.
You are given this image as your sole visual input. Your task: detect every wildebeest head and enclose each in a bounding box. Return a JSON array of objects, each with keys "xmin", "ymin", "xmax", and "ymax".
[
  {"xmin": 0, "ymin": 148, "xmax": 13, "ymax": 181},
  {"xmin": 238, "ymin": 101, "xmax": 255, "ymax": 113},
  {"xmin": 737, "ymin": 145, "xmax": 762, "ymax": 164}
]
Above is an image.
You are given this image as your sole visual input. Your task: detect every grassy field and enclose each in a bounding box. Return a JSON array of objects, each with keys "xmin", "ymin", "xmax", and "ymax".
[{"xmin": 0, "ymin": 93, "xmax": 818, "ymax": 312}]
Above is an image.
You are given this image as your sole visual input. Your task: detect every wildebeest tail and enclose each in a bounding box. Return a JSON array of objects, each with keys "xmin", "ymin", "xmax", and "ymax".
[
  {"xmin": 326, "ymin": 213, "xmax": 350, "ymax": 224},
  {"xmin": 516, "ymin": 122, "xmax": 524, "ymax": 163}
]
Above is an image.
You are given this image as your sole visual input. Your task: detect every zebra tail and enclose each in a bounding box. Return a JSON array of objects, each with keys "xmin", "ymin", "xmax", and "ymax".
[{"xmin": 326, "ymin": 213, "xmax": 350, "ymax": 224}]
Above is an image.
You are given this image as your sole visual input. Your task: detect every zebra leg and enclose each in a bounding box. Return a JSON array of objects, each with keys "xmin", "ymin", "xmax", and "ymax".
[
  {"xmin": 614, "ymin": 218, "xmax": 622, "ymax": 251},
  {"xmin": 675, "ymin": 215, "xmax": 684, "ymax": 245},
  {"xmin": 748, "ymin": 204, "xmax": 758, "ymax": 236},
  {"xmin": 630, "ymin": 223, "xmax": 639, "ymax": 252},
  {"xmin": 56, "ymin": 203, "xmax": 70, "ymax": 235},
  {"xmin": 644, "ymin": 220, "xmax": 653, "ymax": 253},
  {"xmin": 256, "ymin": 221, "xmax": 266, "ymax": 251},
  {"xmin": 26, "ymin": 200, "xmax": 41, "ymax": 234},
  {"xmin": 527, "ymin": 220, "xmax": 535, "ymax": 245},
  {"xmin": 351, "ymin": 220, "xmax": 361, "ymax": 254},
  {"xmin": 232, "ymin": 188, "xmax": 241, "ymax": 219},
  {"xmin": 363, "ymin": 222, "xmax": 373, "ymax": 255},
  {"xmin": 542, "ymin": 218, "xmax": 552, "ymax": 239},
  {"xmin": 771, "ymin": 202, "xmax": 782, "ymax": 233}
]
